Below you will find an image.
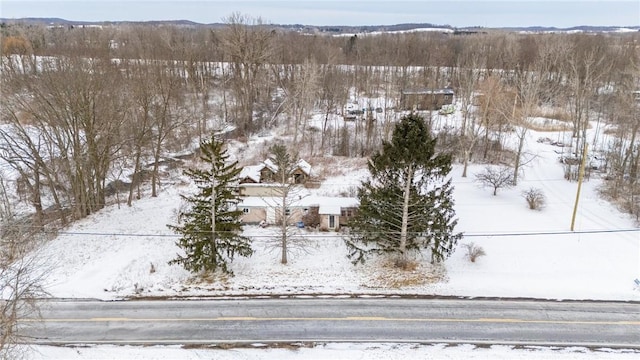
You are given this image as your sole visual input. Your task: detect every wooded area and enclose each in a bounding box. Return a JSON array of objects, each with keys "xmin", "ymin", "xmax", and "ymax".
[{"xmin": 1, "ymin": 18, "xmax": 639, "ymax": 225}]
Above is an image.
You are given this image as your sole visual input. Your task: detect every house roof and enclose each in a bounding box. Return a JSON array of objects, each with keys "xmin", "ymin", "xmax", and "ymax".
[
  {"xmin": 295, "ymin": 159, "xmax": 312, "ymax": 175},
  {"xmin": 402, "ymin": 88, "xmax": 454, "ymax": 95},
  {"xmin": 240, "ymin": 158, "xmax": 313, "ymax": 182},
  {"xmin": 238, "ymin": 164, "xmax": 264, "ymax": 183},
  {"xmin": 318, "ymin": 204, "xmax": 342, "ymax": 215},
  {"xmin": 263, "ymin": 158, "xmax": 279, "ymax": 173}
]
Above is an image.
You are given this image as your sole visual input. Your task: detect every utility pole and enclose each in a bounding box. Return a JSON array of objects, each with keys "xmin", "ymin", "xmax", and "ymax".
[
  {"xmin": 211, "ymin": 154, "xmax": 217, "ymax": 256},
  {"xmin": 570, "ymin": 143, "xmax": 589, "ymax": 231}
]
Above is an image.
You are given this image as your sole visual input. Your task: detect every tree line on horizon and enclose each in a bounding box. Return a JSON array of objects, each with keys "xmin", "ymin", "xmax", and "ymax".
[{"xmin": 0, "ymin": 13, "xmax": 639, "ymax": 226}]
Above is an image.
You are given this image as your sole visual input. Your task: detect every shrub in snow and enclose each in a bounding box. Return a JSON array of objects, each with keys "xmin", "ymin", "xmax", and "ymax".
[
  {"xmin": 522, "ymin": 187, "xmax": 546, "ymax": 210},
  {"xmin": 302, "ymin": 207, "xmax": 320, "ymax": 228},
  {"xmin": 462, "ymin": 242, "xmax": 486, "ymax": 263}
]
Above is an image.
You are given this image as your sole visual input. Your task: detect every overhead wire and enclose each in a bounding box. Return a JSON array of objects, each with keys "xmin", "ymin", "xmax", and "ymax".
[{"xmin": 12, "ymin": 227, "xmax": 637, "ymax": 239}]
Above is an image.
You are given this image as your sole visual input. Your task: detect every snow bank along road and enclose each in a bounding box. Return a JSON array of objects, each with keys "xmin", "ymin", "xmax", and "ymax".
[{"xmin": 22, "ymin": 298, "xmax": 640, "ymax": 348}]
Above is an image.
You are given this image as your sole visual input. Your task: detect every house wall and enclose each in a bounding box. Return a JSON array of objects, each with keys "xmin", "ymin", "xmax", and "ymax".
[
  {"xmin": 240, "ymin": 206, "xmax": 306, "ymax": 225},
  {"xmin": 260, "ymin": 168, "xmax": 275, "ymax": 182},
  {"xmin": 320, "ymin": 215, "xmax": 335, "ymax": 230},
  {"xmin": 320, "ymin": 214, "xmax": 340, "ymax": 230},
  {"xmin": 240, "ymin": 204, "xmax": 358, "ymax": 229},
  {"xmin": 239, "ymin": 185, "xmax": 284, "ymax": 197},
  {"xmin": 291, "ymin": 169, "xmax": 308, "ymax": 184},
  {"xmin": 275, "ymin": 208, "xmax": 305, "ymax": 225},
  {"xmin": 339, "ymin": 206, "xmax": 357, "ymax": 225},
  {"xmin": 241, "ymin": 207, "xmax": 267, "ymax": 224}
]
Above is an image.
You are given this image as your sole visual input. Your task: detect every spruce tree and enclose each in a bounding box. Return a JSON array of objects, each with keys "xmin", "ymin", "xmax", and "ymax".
[
  {"xmin": 345, "ymin": 113, "xmax": 462, "ymax": 265},
  {"xmin": 169, "ymin": 134, "xmax": 252, "ymax": 274}
]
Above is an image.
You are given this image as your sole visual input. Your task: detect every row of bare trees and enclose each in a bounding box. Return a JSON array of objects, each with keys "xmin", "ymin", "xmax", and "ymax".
[
  {"xmin": 1, "ymin": 35, "xmax": 193, "ymax": 225},
  {"xmin": 1, "ymin": 18, "xmax": 639, "ymax": 221}
]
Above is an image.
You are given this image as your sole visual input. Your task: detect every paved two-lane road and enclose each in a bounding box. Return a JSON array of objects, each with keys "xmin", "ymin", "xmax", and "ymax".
[{"xmin": 22, "ymin": 298, "xmax": 640, "ymax": 348}]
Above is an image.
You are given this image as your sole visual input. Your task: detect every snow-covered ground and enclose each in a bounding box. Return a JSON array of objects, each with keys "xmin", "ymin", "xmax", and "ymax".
[
  {"xmin": 23, "ymin": 343, "xmax": 640, "ymax": 360},
  {"xmin": 15, "ymin": 110, "xmax": 640, "ymax": 359},
  {"xmin": 37, "ymin": 126, "xmax": 640, "ymax": 302}
]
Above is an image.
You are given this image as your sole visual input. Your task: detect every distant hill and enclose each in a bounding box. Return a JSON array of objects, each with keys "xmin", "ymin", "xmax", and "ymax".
[
  {"xmin": 0, "ymin": 17, "xmax": 638, "ymax": 34},
  {"xmin": 0, "ymin": 17, "xmax": 210, "ymax": 27},
  {"xmin": 500, "ymin": 25, "xmax": 640, "ymax": 33}
]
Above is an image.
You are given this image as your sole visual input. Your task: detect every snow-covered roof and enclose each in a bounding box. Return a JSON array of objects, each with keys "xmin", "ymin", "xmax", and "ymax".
[
  {"xmin": 318, "ymin": 204, "xmax": 342, "ymax": 215},
  {"xmin": 263, "ymin": 158, "xmax": 279, "ymax": 173},
  {"xmin": 239, "ymin": 182, "xmax": 286, "ymax": 188},
  {"xmin": 402, "ymin": 88, "xmax": 454, "ymax": 95},
  {"xmin": 240, "ymin": 158, "xmax": 313, "ymax": 182},
  {"xmin": 238, "ymin": 164, "xmax": 264, "ymax": 183},
  {"xmin": 295, "ymin": 159, "xmax": 312, "ymax": 175}
]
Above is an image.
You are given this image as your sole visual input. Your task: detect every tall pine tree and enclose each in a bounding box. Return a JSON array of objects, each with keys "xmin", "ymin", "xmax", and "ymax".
[
  {"xmin": 345, "ymin": 113, "xmax": 462, "ymax": 265},
  {"xmin": 169, "ymin": 134, "xmax": 252, "ymax": 274}
]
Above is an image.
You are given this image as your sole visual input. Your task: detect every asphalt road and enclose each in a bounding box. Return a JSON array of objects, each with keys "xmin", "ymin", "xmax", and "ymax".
[{"xmin": 21, "ymin": 297, "xmax": 640, "ymax": 348}]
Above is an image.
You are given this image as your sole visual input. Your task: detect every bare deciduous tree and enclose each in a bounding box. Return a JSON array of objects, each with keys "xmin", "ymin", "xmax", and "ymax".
[
  {"xmin": 221, "ymin": 13, "xmax": 275, "ymax": 136},
  {"xmin": 263, "ymin": 143, "xmax": 312, "ymax": 264},
  {"xmin": 1, "ymin": 228, "xmax": 48, "ymax": 360},
  {"xmin": 475, "ymin": 165, "xmax": 514, "ymax": 196}
]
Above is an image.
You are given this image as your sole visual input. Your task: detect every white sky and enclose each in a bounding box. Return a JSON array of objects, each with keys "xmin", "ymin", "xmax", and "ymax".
[{"xmin": 1, "ymin": 0, "xmax": 639, "ymax": 28}]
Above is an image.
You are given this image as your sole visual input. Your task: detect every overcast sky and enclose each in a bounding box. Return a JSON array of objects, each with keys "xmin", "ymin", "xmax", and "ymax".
[{"xmin": 1, "ymin": 0, "xmax": 639, "ymax": 28}]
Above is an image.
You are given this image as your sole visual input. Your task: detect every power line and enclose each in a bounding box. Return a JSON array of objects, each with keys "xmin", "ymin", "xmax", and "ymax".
[{"xmin": 40, "ymin": 227, "xmax": 640, "ymax": 239}]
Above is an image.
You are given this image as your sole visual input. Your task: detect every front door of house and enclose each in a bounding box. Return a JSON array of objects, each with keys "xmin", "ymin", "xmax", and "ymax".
[{"xmin": 329, "ymin": 215, "xmax": 335, "ymax": 229}]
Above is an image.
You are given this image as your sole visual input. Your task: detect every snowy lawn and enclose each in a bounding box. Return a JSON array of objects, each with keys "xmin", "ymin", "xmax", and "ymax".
[{"xmin": 37, "ymin": 128, "xmax": 640, "ymax": 301}]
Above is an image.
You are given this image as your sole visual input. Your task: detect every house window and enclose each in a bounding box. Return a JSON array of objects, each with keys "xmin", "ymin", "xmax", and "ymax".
[
  {"xmin": 243, "ymin": 208, "xmax": 250, "ymax": 214},
  {"xmin": 285, "ymin": 208, "xmax": 291, "ymax": 216},
  {"xmin": 294, "ymin": 173, "xmax": 304, "ymax": 184}
]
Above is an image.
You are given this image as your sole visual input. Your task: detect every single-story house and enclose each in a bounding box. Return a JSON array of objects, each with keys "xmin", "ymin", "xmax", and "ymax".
[
  {"xmin": 237, "ymin": 195, "xmax": 358, "ymax": 231},
  {"xmin": 400, "ymin": 88, "xmax": 454, "ymax": 111}
]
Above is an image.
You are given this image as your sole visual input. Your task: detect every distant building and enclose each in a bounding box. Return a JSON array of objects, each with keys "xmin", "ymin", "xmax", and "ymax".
[
  {"xmin": 400, "ymin": 88, "xmax": 454, "ymax": 111},
  {"xmin": 239, "ymin": 158, "xmax": 312, "ymax": 185}
]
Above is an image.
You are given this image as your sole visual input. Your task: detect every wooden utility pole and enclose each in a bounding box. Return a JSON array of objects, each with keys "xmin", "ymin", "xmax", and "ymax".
[
  {"xmin": 211, "ymin": 160, "xmax": 217, "ymax": 255},
  {"xmin": 570, "ymin": 143, "xmax": 589, "ymax": 231}
]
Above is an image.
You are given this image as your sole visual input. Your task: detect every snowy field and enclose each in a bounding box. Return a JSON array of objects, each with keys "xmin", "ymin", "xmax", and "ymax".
[
  {"xmin": 15, "ymin": 114, "xmax": 640, "ymax": 359},
  {"xmin": 36, "ymin": 126, "xmax": 640, "ymax": 302}
]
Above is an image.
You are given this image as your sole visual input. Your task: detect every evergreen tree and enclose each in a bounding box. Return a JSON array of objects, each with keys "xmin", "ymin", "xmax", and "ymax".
[
  {"xmin": 345, "ymin": 113, "xmax": 462, "ymax": 265},
  {"xmin": 169, "ymin": 134, "xmax": 252, "ymax": 274}
]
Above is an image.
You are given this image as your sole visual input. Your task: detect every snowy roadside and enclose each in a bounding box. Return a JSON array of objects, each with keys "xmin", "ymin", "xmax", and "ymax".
[
  {"xmin": 23, "ymin": 343, "xmax": 640, "ymax": 360},
  {"xmin": 38, "ymin": 153, "xmax": 640, "ymax": 302}
]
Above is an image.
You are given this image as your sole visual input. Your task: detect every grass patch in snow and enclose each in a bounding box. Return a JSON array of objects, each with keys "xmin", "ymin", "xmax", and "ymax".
[{"xmin": 360, "ymin": 257, "xmax": 447, "ymax": 289}]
